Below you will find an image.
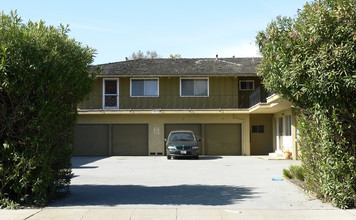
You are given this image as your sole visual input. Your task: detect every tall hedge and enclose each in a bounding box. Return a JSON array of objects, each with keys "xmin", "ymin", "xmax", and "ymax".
[
  {"xmin": 256, "ymin": 0, "xmax": 355, "ymax": 208},
  {"xmin": 0, "ymin": 11, "xmax": 96, "ymax": 207}
]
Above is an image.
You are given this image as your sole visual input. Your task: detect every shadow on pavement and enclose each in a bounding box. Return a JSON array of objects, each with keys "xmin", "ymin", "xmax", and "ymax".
[
  {"xmin": 50, "ymin": 184, "xmax": 259, "ymax": 207},
  {"xmin": 71, "ymin": 156, "xmax": 107, "ymax": 168},
  {"xmin": 172, "ymin": 156, "xmax": 223, "ymax": 160}
]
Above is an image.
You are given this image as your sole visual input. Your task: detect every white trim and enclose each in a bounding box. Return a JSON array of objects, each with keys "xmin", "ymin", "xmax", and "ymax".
[
  {"xmin": 180, "ymin": 77, "xmax": 209, "ymax": 97},
  {"xmin": 239, "ymin": 80, "xmax": 254, "ymax": 91},
  {"xmin": 285, "ymin": 115, "xmax": 292, "ymax": 136},
  {"xmin": 103, "ymin": 78, "xmax": 119, "ymax": 109},
  {"xmin": 130, "ymin": 78, "xmax": 159, "ymax": 97}
]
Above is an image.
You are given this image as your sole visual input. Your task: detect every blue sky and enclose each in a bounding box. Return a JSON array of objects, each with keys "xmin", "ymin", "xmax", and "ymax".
[{"xmin": 2, "ymin": 0, "xmax": 308, "ymax": 64}]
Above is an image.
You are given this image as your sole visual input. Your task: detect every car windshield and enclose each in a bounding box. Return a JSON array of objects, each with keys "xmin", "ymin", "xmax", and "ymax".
[{"xmin": 169, "ymin": 133, "xmax": 194, "ymax": 141}]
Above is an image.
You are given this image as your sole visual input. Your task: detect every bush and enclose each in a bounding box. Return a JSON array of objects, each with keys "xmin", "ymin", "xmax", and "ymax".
[
  {"xmin": 283, "ymin": 168, "xmax": 292, "ymax": 179},
  {"xmin": 0, "ymin": 11, "xmax": 96, "ymax": 207},
  {"xmin": 283, "ymin": 165, "xmax": 305, "ymax": 181},
  {"xmin": 256, "ymin": 0, "xmax": 356, "ymax": 208},
  {"xmin": 299, "ymin": 110, "xmax": 356, "ymax": 208}
]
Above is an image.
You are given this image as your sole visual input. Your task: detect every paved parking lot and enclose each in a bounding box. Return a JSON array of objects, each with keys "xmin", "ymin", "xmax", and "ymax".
[{"xmin": 50, "ymin": 156, "xmax": 335, "ymax": 209}]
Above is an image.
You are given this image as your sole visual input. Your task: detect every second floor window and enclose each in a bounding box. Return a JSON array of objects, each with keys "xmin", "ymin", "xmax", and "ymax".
[
  {"xmin": 103, "ymin": 79, "xmax": 119, "ymax": 109},
  {"xmin": 180, "ymin": 78, "xmax": 209, "ymax": 97},
  {"xmin": 239, "ymin": 80, "xmax": 254, "ymax": 90},
  {"xmin": 131, "ymin": 79, "xmax": 159, "ymax": 97}
]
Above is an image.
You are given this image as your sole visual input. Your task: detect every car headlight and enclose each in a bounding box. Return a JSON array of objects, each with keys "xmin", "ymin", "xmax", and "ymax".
[
  {"xmin": 192, "ymin": 146, "xmax": 199, "ymax": 150},
  {"xmin": 167, "ymin": 146, "xmax": 177, "ymax": 150}
]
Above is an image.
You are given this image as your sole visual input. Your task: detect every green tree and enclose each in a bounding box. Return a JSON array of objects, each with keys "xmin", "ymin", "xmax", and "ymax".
[
  {"xmin": 256, "ymin": 0, "xmax": 356, "ymax": 208},
  {"xmin": 169, "ymin": 54, "xmax": 182, "ymax": 59},
  {"xmin": 0, "ymin": 11, "xmax": 96, "ymax": 207},
  {"xmin": 130, "ymin": 50, "xmax": 159, "ymax": 60}
]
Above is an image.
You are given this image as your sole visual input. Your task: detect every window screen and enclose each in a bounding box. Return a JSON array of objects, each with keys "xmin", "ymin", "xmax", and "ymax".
[
  {"xmin": 104, "ymin": 79, "xmax": 118, "ymax": 108},
  {"xmin": 181, "ymin": 79, "xmax": 208, "ymax": 96},
  {"xmin": 131, "ymin": 79, "xmax": 158, "ymax": 97}
]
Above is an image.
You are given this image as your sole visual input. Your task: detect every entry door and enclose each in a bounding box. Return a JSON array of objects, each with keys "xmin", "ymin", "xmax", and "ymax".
[{"xmin": 277, "ymin": 117, "xmax": 283, "ymax": 151}]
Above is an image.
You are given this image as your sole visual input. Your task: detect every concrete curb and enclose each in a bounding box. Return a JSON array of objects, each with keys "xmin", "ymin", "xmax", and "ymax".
[{"xmin": 2, "ymin": 208, "xmax": 356, "ymax": 220}]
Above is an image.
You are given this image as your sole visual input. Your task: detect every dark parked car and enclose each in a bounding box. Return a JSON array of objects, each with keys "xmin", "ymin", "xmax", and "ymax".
[{"xmin": 165, "ymin": 130, "xmax": 200, "ymax": 159}]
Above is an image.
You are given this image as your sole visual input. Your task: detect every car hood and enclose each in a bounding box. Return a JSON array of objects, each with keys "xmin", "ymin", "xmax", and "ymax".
[{"xmin": 167, "ymin": 141, "xmax": 197, "ymax": 146}]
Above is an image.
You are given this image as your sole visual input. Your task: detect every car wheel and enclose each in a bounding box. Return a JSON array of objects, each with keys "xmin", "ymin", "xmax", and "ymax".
[{"xmin": 167, "ymin": 155, "xmax": 171, "ymax": 159}]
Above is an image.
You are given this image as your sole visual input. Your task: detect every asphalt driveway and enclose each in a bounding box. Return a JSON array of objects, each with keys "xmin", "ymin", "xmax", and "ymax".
[{"xmin": 50, "ymin": 156, "xmax": 335, "ymax": 209}]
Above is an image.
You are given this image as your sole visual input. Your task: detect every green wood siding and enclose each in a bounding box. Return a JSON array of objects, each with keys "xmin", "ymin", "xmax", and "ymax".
[
  {"xmin": 78, "ymin": 76, "xmax": 262, "ymax": 109},
  {"xmin": 78, "ymin": 78, "xmax": 103, "ymax": 109},
  {"xmin": 119, "ymin": 76, "xmax": 240, "ymax": 109}
]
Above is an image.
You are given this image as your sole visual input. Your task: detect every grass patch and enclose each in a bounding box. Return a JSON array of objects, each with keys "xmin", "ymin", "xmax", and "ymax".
[{"xmin": 283, "ymin": 165, "xmax": 305, "ymax": 181}]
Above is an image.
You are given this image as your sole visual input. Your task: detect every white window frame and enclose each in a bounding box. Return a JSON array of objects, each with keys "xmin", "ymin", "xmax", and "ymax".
[
  {"xmin": 130, "ymin": 78, "xmax": 159, "ymax": 97},
  {"xmin": 239, "ymin": 80, "xmax": 255, "ymax": 91},
  {"xmin": 180, "ymin": 77, "xmax": 209, "ymax": 97},
  {"xmin": 103, "ymin": 78, "xmax": 119, "ymax": 109}
]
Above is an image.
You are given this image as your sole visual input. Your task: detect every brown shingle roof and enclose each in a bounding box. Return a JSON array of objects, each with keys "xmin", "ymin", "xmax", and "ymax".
[{"xmin": 93, "ymin": 57, "xmax": 262, "ymax": 76}]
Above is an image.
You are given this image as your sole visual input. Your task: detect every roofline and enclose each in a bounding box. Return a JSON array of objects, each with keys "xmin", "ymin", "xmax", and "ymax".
[
  {"xmin": 95, "ymin": 74, "xmax": 258, "ymax": 77},
  {"xmin": 92, "ymin": 57, "xmax": 263, "ymax": 66}
]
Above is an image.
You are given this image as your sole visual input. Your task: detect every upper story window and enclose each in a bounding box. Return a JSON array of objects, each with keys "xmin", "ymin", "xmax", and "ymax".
[
  {"xmin": 103, "ymin": 79, "xmax": 119, "ymax": 109},
  {"xmin": 180, "ymin": 78, "xmax": 209, "ymax": 97},
  {"xmin": 131, "ymin": 79, "xmax": 159, "ymax": 97},
  {"xmin": 239, "ymin": 80, "xmax": 254, "ymax": 90}
]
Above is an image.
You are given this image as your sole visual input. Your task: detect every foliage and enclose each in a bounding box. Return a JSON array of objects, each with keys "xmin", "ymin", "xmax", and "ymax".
[
  {"xmin": 169, "ymin": 54, "xmax": 182, "ymax": 59},
  {"xmin": 256, "ymin": 0, "xmax": 356, "ymax": 208},
  {"xmin": 283, "ymin": 165, "xmax": 305, "ymax": 181},
  {"xmin": 283, "ymin": 168, "xmax": 293, "ymax": 179},
  {"xmin": 0, "ymin": 11, "xmax": 96, "ymax": 207},
  {"xmin": 130, "ymin": 50, "xmax": 159, "ymax": 60}
]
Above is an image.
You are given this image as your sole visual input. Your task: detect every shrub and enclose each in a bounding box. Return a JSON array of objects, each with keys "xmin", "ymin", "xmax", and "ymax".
[
  {"xmin": 0, "ymin": 11, "xmax": 96, "ymax": 207},
  {"xmin": 283, "ymin": 168, "xmax": 293, "ymax": 179},
  {"xmin": 256, "ymin": 0, "xmax": 356, "ymax": 208},
  {"xmin": 283, "ymin": 165, "xmax": 305, "ymax": 181}
]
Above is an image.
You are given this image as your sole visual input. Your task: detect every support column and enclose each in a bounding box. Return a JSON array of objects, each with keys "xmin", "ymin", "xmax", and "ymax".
[
  {"xmin": 291, "ymin": 108, "xmax": 298, "ymax": 160},
  {"xmin": 242, "ymin": 114, "xmax": 250, "ymax": 155},
  {"xmin": 108, "ymin": 124, "xmax": 112, "ymax": 156}
]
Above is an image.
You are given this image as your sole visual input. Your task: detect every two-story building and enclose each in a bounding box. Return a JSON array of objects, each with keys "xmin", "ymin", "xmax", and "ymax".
[{"xmin": 74, "ymin": 57, "xmax": 298, "ymax": 159}]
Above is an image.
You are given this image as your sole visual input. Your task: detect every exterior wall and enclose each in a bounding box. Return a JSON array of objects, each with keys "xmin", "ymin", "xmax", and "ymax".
[
  {"xmin": 79, "ymin": 76, "xmax": 265, "ymax": 110},
  {"xmin": 250, "ymin": 114, "xmax": 273, "ymax": 155},
  {"xmin": 79, "ymin": 78, "xmax": 103, "ymax": 109},
  {"xmin": 76, "ymin": 113, "xmax": 251, "ymax": 156}
]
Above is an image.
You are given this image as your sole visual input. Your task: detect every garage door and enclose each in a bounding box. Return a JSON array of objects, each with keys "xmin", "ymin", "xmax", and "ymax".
[
  {"xmin": 205, "ymin": 124, "xmax": 241, "ymax": 155},
  {"xmin": 112, "ymin": 124, "xmax": 148, "ymax": 156},
  {"xmin": 164, "ymin": 124, "xmax": 202, "ymax": 154},
  {"xmin": 73, "ymin": 124, "xmax": 109, "ymax": 156}
]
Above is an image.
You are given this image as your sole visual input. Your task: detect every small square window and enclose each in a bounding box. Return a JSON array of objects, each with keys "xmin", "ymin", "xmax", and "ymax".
[
  {"xmin": 252, "ymin": 125, "xmax": 264, "ymax": 133},
  {"xmin": 239, "ymin": 80, "xmax": 254, "ymax": 90}
]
